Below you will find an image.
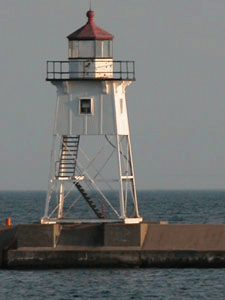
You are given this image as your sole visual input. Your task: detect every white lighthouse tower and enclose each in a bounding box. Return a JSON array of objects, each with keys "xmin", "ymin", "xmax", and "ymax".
[{"xmin": 41, "ymin": 10, "xmax": 142, "ymax": 224}]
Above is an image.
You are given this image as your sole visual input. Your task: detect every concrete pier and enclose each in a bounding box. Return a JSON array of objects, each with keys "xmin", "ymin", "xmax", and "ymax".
[
  {"xmin": 2, "ymin": 222, "xmax": 225, "ymax": 268},
  {"xmin": 0, "ymin": 226, "xmax": 17, "ymax": 267}
]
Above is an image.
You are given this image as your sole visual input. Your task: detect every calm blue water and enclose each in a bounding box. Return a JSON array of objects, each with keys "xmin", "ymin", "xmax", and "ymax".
[{"xmin": 0, "ymin": 190, "xmax": 225, "ymax": 299}]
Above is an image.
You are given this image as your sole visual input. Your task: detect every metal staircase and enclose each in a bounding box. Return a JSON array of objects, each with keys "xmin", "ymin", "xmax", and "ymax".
[
  {"xmin": 56, "ymin": 135, "xmax": 103, "ymax": 219},
  {"xmin": 57, "ymin": 135, "xmax": 80, "ymax": 178},
  {"xmin": 74, "ymin": 182, "xmax": 103, "ymax": 219}
]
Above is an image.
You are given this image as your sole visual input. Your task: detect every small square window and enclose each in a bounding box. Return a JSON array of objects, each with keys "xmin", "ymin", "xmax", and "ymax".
[{"xmin": 80, "ymin": 98, "xmax": 93, "ymax": 114}]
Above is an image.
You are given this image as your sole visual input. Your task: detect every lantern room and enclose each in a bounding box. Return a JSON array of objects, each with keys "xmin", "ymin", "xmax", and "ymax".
[
  {"xmin": 67, "ymin": 10, "xmax": 113, "ymax": 59},
  {"xmin": 46, "ymin": 10, "xmax": 135, "ymax": 81}
]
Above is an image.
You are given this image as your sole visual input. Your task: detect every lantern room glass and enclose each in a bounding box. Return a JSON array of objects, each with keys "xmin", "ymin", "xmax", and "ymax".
[{"xmin": 69, "ymin": 40, "xmax": 113, "ymax": 58}]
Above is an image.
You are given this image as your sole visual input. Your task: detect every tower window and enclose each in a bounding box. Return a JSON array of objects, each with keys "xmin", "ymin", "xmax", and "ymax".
[
  {"xmin": 120, "ymin": 99, "xmax": 123, "ymax": 114},
  {"xmin": 79, "ymin": 98, "xmax": 93, "ymax": 114}
]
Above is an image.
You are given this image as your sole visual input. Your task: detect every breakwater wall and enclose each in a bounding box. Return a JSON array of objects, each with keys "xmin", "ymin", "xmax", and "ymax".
[
  {"xmin": 3, "ymin": 222, "xmax": 225, "ymax": 268},
  {"xmin": 0, "ymin": 227, "xmax": 17, "ymax": 267}
]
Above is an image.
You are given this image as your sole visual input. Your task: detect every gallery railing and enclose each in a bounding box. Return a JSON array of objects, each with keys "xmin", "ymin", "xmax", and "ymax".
[{"xmin": 46, "ymin": 60, "xmax": 135, "ymax": 81}]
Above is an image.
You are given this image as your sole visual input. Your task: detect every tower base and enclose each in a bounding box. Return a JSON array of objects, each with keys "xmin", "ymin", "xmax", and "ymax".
[{"xmin": 41, "ymin": 217, "xmax": 143, "ymax": 225}]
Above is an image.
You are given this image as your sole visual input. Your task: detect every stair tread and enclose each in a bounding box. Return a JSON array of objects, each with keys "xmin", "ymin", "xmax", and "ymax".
[
  {"xmin": 74, "ymin": 182, "xmax": 102, "ymax": 218},
  {"xmin": 57, "ymin": 135, "xmax": 80, "ymax": 178}
]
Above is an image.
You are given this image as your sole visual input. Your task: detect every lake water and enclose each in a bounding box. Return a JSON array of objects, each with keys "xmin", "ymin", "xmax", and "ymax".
[{"xmin": 0, "ymin": 190, "xmax": 225, "ymax": 299}]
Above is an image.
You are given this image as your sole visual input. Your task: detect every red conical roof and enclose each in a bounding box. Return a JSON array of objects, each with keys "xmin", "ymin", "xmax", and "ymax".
[{"xmin": 67, "ymin": 10, "xmax": 114, "ymax": 41}]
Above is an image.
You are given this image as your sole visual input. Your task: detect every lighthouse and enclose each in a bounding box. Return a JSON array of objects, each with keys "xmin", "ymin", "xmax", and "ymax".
[{"xmin": 41, "ymin": 10, "xmax": 142, "ymax": 224}]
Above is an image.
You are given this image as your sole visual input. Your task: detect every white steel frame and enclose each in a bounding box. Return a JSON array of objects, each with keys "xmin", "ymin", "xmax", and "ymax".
[
  {"xmin": 42, "ymin": 83, "xmax": 142, "ymax": 224},
  {"xmin": 42, "ymin": 132, "xmax": 142, "ymax": 224}
]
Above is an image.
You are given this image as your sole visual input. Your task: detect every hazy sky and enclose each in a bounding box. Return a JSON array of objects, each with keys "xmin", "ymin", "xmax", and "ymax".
[{"xmin": 0, "ymin": 0, "xmax": 225, "ymax": 190}]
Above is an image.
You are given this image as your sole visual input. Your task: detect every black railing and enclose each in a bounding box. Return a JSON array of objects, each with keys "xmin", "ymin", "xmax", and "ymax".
[{"xmin": 46, "ymin": 60, "xmax": 135, "ymax": 81}]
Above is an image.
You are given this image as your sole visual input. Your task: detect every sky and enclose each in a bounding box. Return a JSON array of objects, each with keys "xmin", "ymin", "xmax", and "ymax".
[{"xmin": 0, "ymin": 0, "xmax": 225, "ymax": 190}]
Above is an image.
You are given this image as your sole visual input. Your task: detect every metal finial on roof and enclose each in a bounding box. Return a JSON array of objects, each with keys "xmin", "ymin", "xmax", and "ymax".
[
  {"xmin": 86, "ymin": 9, "xmax": 95, "ymax": 23},
  {"xmin": 90, "ymin": 0, "xmax": 92, "ymax": 10}
]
